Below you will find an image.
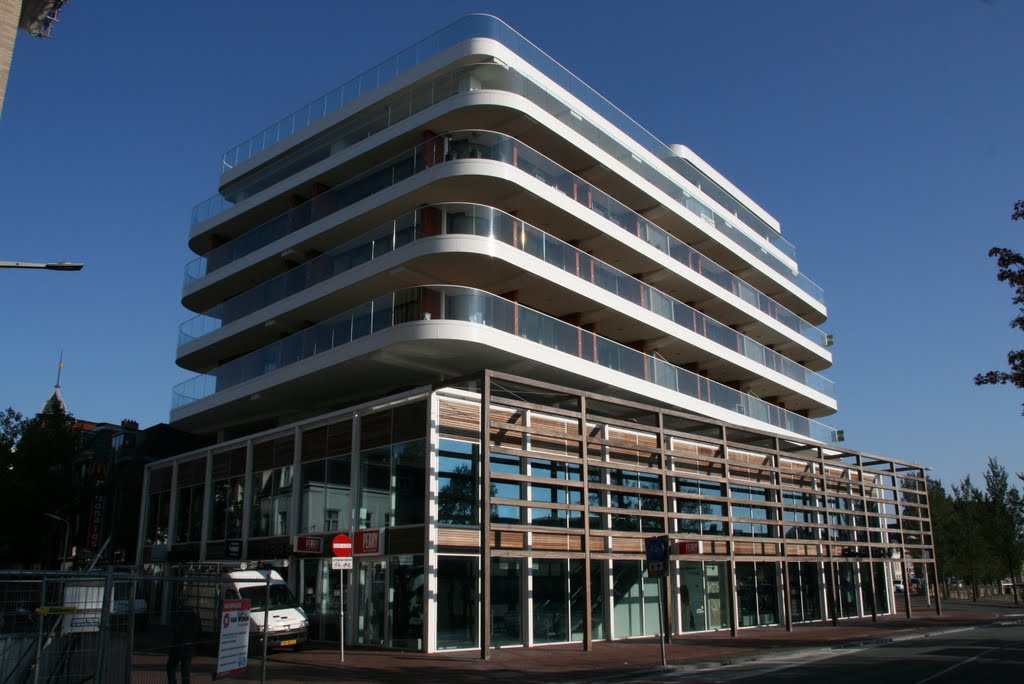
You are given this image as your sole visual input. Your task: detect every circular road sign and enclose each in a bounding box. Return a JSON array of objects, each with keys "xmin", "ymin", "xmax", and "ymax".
[{"xmin": 332, "ymin": 534, "xmax": 353, "ymax": 557}]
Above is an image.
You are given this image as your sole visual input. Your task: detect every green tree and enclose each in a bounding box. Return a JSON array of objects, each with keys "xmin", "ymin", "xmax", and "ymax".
[
  {"xmin": 0, "ymin": 407, "xmax": 24, "ymax": 458},
  {"xmin": 949, "ymin": 476, "xmax": 991, "ymax": 600},
  {"xmin": 975, "ymin": 200, "xmax": 1024, "ymax": 407},
  {"xmin": 0, "ymin": 404, "xmax": 82, "ymax": 568},
  {"xmin": 982, "ymin": 457, "xmax": 1024, "ymax": 604}
]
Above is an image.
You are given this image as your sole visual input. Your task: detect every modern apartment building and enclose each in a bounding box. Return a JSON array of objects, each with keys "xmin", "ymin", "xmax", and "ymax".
[{"xmin": 141, "ymin": 15, "xmax": 937, "ymax": 652}]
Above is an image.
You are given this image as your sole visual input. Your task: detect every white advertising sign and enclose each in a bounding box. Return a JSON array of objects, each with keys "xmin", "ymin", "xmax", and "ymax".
[{"xmin": 216, "ymin": 599, "xmax": 252, "ymax": 679}]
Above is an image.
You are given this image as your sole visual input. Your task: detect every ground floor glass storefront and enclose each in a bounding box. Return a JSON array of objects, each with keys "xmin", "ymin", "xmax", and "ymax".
[
  {"xmin": 143, "ymin": 375, "xmax": 935, "ymax": 654},
  {"xmin": 164, "ymin": 549, "xmax": 902, "ymax": 653},
  {"xmin": 678, "ymin": 561, "xmax": 730, "ymax": 632}
]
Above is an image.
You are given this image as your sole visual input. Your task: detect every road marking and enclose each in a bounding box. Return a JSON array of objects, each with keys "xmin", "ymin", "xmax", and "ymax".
[{"xmin": 913, "ymin": 645, "xmax": 999, "ymax": 684}]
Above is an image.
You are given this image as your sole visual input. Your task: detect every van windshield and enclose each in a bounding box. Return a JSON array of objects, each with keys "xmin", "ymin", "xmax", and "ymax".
[{"xmin": 238, "ymin": 585, "xmax": 297, "ymax": 610}]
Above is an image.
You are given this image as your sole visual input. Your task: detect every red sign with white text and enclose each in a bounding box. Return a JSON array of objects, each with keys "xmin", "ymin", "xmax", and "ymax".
[
  {"xmin": 678, "ymin": 540, "xmax": 703, "ymax": 555},
  {"xmin": 294, "ymin": 535, "xmax": 323, "ymax": 554},
  {"xmin": 331, "ymin": 534, "xmax": 353, "ymax": 557},
  {"xmin": 354, "ymin": 529, "xmax": 383, "ymax": 556}
]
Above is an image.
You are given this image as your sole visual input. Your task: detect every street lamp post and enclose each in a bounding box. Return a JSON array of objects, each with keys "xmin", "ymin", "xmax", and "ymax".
[
  {"xmin": 44, "ymin": 513, "xmax": 70, "ymax": 569},
  {"xmin": 0, "ymin": 261, "xmax": 84, "ymax": 271}
]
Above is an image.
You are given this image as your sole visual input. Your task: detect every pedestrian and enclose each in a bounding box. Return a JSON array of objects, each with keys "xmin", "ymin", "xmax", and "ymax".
[{"xmin": 166, "ymin": 606, "xmax": 202, "ymax": 684}]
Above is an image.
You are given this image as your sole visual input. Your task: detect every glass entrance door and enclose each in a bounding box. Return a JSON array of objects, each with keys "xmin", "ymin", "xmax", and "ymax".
[
  {"xmin": 436, "ymin": 556, "xmax": 478, "ymax": 649},
  {"xmin": 300, "ymin": 557, "xmax": 349, "ymax": 641},
  {"xmin": 357, "ymin": 559, "xmax": 388, "ymax": 646}
]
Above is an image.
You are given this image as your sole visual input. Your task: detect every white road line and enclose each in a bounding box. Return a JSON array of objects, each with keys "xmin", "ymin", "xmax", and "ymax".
[{"xmin": 913, "ymin": 645, "xmax": 1000, "ymax": 684}]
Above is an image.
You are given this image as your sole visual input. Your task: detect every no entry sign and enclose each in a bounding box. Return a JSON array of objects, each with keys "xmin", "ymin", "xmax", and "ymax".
[{"xmin": 331, "ymin": 533, "xmax": 352, "ymax": 557}]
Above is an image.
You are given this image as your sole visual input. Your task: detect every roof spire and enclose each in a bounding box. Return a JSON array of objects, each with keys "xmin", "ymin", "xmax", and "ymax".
[{"xmin": 42, "ymin": 351, "xmax": 68, "ymax": 415}]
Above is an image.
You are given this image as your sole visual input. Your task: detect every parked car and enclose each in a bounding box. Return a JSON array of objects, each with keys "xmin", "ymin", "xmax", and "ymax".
[
  {"xmin": 910, "ymin": 578, "xmax": 924, "ymax": 595},
  {"xmin": 893, "ymin": 580, "xmax": 905, "ymax": 593},
  {"xmin": 999, "ymin": 579, "xmax": 1022, "ymax": 594}
]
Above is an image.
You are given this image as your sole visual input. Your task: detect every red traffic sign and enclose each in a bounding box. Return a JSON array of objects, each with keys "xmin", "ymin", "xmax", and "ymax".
[{"xmin": 331, "ymin": 533, "xmax": 353, "ymax": 557}]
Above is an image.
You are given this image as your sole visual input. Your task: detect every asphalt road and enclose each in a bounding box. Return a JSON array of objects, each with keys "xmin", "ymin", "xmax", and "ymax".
[{"xmin": 677, "ymin": 616, "xmax": 1024, "ymax": 684}]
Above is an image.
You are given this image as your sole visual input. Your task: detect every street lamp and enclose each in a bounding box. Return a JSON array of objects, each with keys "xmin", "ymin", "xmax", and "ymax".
[
  {"xmin": 43, "ymin": 513, "xmax": 70, "ymax": 569},
  {"xmin": 0, "ymin": 261, "xmax": 84, "ymax": 271}
]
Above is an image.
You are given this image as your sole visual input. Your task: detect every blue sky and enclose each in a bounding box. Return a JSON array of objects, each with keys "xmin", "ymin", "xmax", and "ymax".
[{"xmin": 1, "ymin": 1, "xmax": 1021, "ymax": 487}]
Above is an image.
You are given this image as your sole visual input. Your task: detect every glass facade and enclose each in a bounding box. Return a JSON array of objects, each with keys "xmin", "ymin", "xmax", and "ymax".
[
  {"xmin": 143, "ymin": 383, "xmax": 932, "ymax": 653},
  {"xmin": 490, "ymin": 558, "xmax": 523, "ymax": 647},
  {"xmin": 437, "ymin": 555, "xmax": 477, "ymax": 649},
  {"xmin": 678, "ymin": 560, "xmax": 731, "ymax": 632}
]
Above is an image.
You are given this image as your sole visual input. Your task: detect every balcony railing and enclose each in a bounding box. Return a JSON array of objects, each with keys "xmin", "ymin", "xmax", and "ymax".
[
  {"xmin": 219, "ymin": 17, "xmax": 797, "ymax": 266},
  {"xmin": 187, "ymin": 131, "xmax": 829, "ymax": 349},
  {"xmin": 178, "ymin": 203, "xmax": 834, "ymax": 398},
  {"xmin": 208, "ymin": 22, "xmax": 820, "ymax": 300},
  {"xmin": 172, "ymin": 285, "xmax": 838, "ymax": 444}
]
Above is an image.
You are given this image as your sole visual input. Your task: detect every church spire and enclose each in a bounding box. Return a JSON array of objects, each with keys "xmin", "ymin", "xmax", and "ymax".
[{"xmin": 42, "ymin": 351, "xmax": 67, "ymax": 415}]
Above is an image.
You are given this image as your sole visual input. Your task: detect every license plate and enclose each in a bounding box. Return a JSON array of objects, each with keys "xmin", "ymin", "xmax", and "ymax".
[{"xmin": 281, "ymin": 639, "xmax": 297, "ymax": 646}]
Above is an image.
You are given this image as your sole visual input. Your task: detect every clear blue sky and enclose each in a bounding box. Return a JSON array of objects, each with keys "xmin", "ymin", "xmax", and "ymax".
[{"xmin": 2, "ymin": 1, "xmax": 1022, "ymax": 487}]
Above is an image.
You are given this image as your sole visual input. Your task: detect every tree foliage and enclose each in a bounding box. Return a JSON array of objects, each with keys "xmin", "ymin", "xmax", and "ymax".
[
  {"xmin": 0, "ymin": 405, "xmax": 82, "ymax": 568},
  {"xmin": 975, "ymin": 200, "xmax": 1024, "ymax": 408},
  {"xmin": 929, "ymin": 458, "xmax": 1024, "ymax": 603},
  {"xmin": 981, "ymin": 458, "xmax": 1024, "ymax": 604}
]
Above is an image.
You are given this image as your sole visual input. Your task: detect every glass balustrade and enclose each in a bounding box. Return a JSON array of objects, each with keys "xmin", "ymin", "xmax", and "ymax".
[
  {"xmin": 179, "ymin": 203, "xmax": 833, "ymax": 399},
  {"xmin": 186, "ymin": 130, "xmax": 829, "ymax": 349},
  {"xmin": 214, "ymin": 16, "xmax": 814, "ymax": 297},
  {"xmin": 203, "ymin": 56, "xmax": 821, "ymax": 303},
  {"xmin": 172, "ymin": 285, "xmax": 837, "ymax": 443}
]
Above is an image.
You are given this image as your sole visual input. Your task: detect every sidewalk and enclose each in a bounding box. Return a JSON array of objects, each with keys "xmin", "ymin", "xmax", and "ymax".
[{"xmin": 136, "ymin": 598, "xmax": 1020, "ymax": 683}]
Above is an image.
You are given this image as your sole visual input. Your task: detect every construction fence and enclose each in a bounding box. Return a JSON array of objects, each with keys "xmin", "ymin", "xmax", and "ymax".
[{"xmin": 0, "ymin": 569, "xmax": 277, "ymax": 683}]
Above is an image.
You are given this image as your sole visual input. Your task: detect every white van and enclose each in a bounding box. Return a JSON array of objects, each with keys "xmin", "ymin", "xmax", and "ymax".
[{"xmin": 175, "ymin": 562, "xmax": 308, "ymax": 651}]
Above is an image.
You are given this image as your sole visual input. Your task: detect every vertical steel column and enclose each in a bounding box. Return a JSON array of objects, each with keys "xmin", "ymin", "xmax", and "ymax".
[
  {"xmin": 241, "ymin": 442, "xmax": 254, "ymax": 560},
  {"xmin": 727, "ymin": 556, "xmax": 738, "ymax": 637},
  {"xmin": 929, "ymin": 562, "xmax": 942, "ymax": 616},
  {"xmin": 33, "ymin": 577, "xmax": 47, "ymax": 684},
  {"xmin": 480, "ymin": 371, "xmax": 492, "ymax": 660},
  {"xmin": 902, "ymin": 560, "xmax": 912, "ymax": 619},
  {"xmin": 780, "ymin": 554, "xmax": 793, "ymax": 632},
  {"xmin": 200, "ymin": 454, "xmax": 213, "ymax": 561},
  {"xmin": 580, "ymin": 394, "xmax": 593, "ymax": 651},
  {"xmin": 721, "ymin": 430, "xmax": 738, "ymax": 637},
  {"xmin": 826, "ymin": 554, "xmax": 839, "ymax": 626},
  {"xmin": 261, "ymin": 576, "xmax": 270, "ymax": 683},
  {"xmin": 94, "ymin": 569, "xmax": 114, "ymax": 683},
  {"xmin": 919, "ymin": 469, "xmax": 942, "ymax": 616},
  {"xmin": 658, "ymin": 410, "xmax": 673, "ymax": 643}
]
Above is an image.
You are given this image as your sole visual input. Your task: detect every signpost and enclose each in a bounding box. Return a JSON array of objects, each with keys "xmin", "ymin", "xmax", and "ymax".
[
  {"xmin": 217, "ymin": 599, "xmax": 252, "ymax": 679},
  {"xmin": 645, "ymin": 535, "xmax": 670, "ymax": 667},
  {"xmin": 331, "ymin": 534, "xmax": 352, "ymax": 662}
]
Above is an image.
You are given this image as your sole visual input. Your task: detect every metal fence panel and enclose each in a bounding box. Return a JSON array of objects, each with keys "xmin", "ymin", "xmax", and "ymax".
[{"xmin": 0, "ymin": 570, "xmax": 273, "ymax": 684}]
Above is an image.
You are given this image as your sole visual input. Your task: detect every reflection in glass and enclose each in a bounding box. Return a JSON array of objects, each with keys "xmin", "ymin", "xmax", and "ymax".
[
  {"xmin": 438, "ymin": 439, "xmax": 479, "ymax": 526},
  {"xmin": 837, "ymin": 563, "xmax": 859, "ymax": 617},
  {"xmin": 357, "ymin": 559, "xmax": 387, "ymax": 646},
  {"xmin": 388, "ymin": 555, "xmax": 424, "ymax": 649},
  {"xmin": 491, "ymin": 558, "xmax": 523, "ymax": 646},
  {"xmin": 612, "ymin": 559, "xmax": 647, "ymax": 638},
  {"xmin": 532, "ymin": 559, "xmax": 569, "ymax": 644},
  {"xmin": 789, "ymin": 561, "xmax": 822, "ymax": 623},
  {"xmin": 437, "ymin": 556, "xmax": 477, "ymax": 649}
]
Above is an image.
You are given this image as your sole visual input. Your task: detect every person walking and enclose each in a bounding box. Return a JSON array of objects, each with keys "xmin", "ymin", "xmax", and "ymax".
[{"xmin": 166, "ymin": 606, "xmax": 202, "ymax": 684}]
